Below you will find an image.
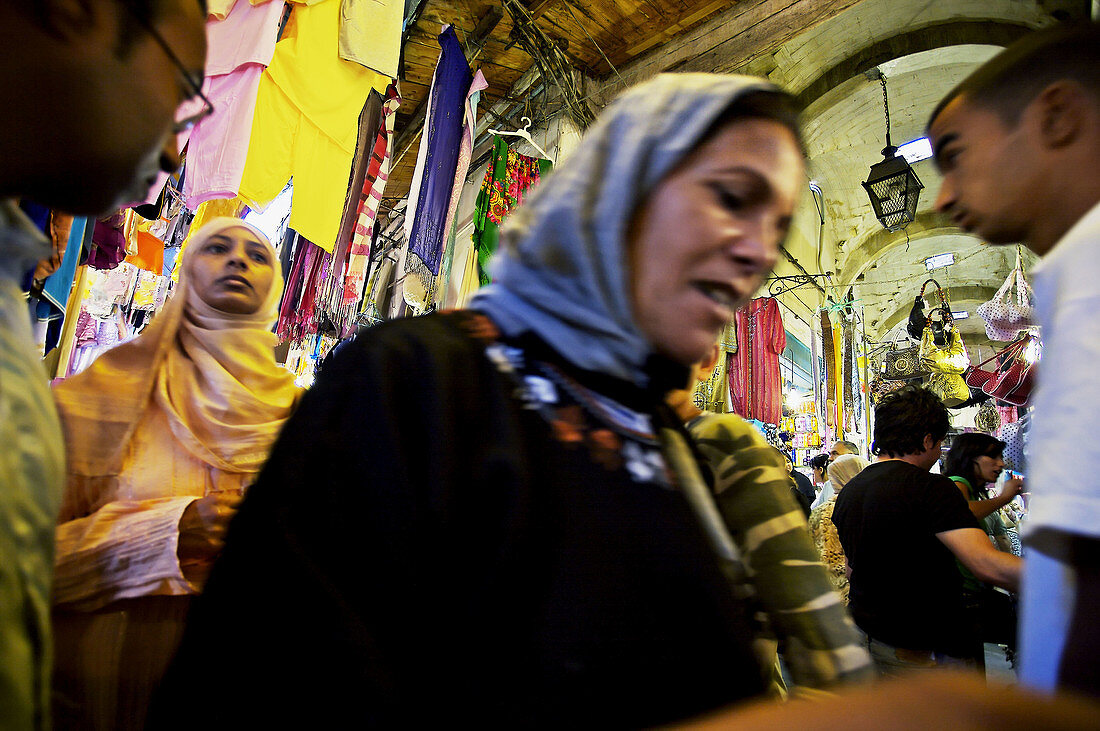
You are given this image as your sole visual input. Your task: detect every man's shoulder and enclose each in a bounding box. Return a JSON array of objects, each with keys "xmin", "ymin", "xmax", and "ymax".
[
  {"xmin": 337, "ymin": 311, "xmax": 494, "ymax": 365},
  {"xmin": 688, "ymin": 412, "xmax": 761, "ymax": 447}
]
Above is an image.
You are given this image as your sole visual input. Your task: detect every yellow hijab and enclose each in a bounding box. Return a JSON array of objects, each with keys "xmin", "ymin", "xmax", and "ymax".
[{"xmin": 54, "ymin": 218, "xmax": 299, "ymax": 478}]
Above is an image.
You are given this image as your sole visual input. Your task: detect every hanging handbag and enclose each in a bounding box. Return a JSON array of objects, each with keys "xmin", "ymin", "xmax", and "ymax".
[
  {"xmin": 908, "ymin": 279, "xmax": 950, "ymax": 341},
  {"xmin": 919, "ymin": 318, "xmax": 970, "ymax": 375},
  {"xmin": 977, "ymin": 247, "xmax": 1034, "ymax": 341},
  {"xmin": 965, "ymin": 334, "xmax": 1037, "ymax": 407},
  {"xmin": 927, "ymin": 371, "xmax": 972, "ymax": 407},
  {"xmin": 880, "ymin": 329, "xmax": 928, "ymax": 381},
  {"xmin": 975, "ymin": 399, "xmax": 1001, "ymax": 433}
]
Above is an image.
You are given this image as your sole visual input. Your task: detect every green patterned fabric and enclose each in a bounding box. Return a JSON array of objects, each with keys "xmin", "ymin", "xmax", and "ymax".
[
  {"xmin": 471, "ymin": 136, "xmax": 551, "ymax": 286},
  {"xmin": 0, "ymin": 203, "xmax": 65, "ymax": 730},
  {"xmin": 688, "ymin": 412, "xmax": 874, "ymax": 690}
]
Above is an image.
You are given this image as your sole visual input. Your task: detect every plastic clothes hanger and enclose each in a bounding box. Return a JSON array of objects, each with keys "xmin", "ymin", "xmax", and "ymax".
[{"xmin": 486, "ymin": 116, "xmax": 552, "ymax": 161}]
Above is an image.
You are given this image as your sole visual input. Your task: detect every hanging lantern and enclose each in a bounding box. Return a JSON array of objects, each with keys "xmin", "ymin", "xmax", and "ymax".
[{"xmin": 862, "ymin": 72, "xmax": 923, "ymax": 232}]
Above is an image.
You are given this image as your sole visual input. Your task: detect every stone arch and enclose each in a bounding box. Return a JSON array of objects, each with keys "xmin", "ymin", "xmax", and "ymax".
[
  {"xmin": 833, "ymin": 211, "xmax": 964, "ymax": 288},
  {"xmin": 794, "ymin": 20, "xmax": 1035, "ymax": 111},
  {"xmin": 878, "ymin": 284, "xmax": 999, "ymax": 334}
]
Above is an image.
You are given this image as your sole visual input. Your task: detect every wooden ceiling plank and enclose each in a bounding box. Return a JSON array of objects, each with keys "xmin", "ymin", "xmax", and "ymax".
[{"xmin": 622, "ymin": 0, "xmax": 728, "ymax": 58}]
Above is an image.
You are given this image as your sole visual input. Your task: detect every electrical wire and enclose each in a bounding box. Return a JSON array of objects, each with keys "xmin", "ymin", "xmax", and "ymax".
[{"xmin": 562, "ymin": 0, "xmax": 626, "ymax": 85}]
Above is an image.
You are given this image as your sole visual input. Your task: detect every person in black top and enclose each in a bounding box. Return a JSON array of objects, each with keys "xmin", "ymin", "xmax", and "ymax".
[
  {"xmin": 781, "ymin": 449, "xmax": 815, "ymax": 517},
  {"xmin": 832, "ymin": 386, "xmax": 1022, "ymax": 676}
]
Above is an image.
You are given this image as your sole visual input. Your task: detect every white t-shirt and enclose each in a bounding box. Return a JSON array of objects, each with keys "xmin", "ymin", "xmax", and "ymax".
[{"xmin": 1023, "ymin": 200, "xmax": 1100, "ymax": 540}]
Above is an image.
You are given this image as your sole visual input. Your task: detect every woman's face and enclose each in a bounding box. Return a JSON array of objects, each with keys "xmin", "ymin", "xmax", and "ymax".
[
  {"xmin": 813, "ymin": 466, "xmax": 826, "ymax": 483},
  {"xmin": 189, "ymin": 227, "xmax": 275, "ymax": 315},
  {"xmin": 628, "ymin": 117, "xmax": 804, "ymax": 366},
  {"xmin": 974, "ymin": 453, "xmax": 1006, "ymax": 484}
]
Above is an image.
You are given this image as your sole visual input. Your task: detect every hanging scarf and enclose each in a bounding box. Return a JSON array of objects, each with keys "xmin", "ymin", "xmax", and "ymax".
[
  {"xmin": 404, "ymin": 25, "xmax": 472, "ymax": 277},
  {"xmin": 843, "ymin": 319, "xmax": 854, "ymax": 433},
  {"xmin": 470, "ymin": 74, "xmax": 785, "ymax": 387},
  {"xmin": 820, "ymin": 310, "xmax": 836, "ymax": 431},
  {"xmin": 55, "ymin": 218, "xmax": 299, "ymax": 477},
  {"xmin": 472, "ymin": 136, "xmax": 552, "ymax": 286}
]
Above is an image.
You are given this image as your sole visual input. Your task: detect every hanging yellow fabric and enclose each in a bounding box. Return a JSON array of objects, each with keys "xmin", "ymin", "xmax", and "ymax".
[{"xmin": 238, "ymin": 0, "xmax": 389, "ymax": 251}]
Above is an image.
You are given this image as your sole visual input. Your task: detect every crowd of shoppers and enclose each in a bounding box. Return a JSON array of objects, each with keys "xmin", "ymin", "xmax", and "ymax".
[{"xmin": 0, "ymin": 6, "xmax": 1098, "ymax": 729}]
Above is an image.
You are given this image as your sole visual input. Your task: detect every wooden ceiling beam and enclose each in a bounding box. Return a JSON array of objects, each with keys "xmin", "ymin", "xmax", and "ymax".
[{"xmin": 526, "ymin": 0, "xmax": 559, "ymax": 21}]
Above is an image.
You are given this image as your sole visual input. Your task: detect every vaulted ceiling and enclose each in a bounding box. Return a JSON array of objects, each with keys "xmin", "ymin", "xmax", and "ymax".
[{"xmin": 383, "ymin": 0, "xmax": 1091, "ymax": 354}]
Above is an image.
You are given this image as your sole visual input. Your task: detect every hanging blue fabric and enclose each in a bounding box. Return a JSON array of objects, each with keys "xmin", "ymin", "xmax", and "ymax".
[
  {"xmin": 406, "ymin": 25, "xmax": 472, "ymax": 275},
  {"xmin": 37, "ymin": 216, "xmax": 89, "ymax": 321}
]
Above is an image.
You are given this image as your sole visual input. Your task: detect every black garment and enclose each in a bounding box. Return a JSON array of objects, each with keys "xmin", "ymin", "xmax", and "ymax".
[
  {"xmin": 792, "ymin": 469, "xmax": 816, "ymax": 506},
  {"xmin": 151, "ymin": 312, "xmax": 765, "ymax": 729},
  {"xmin": 832, "ymin": 460, "xmax": 980, "ymax": 657},
  {"xmin": 790, "ymin": 485, "xmax": 812, "ymax": 518}
]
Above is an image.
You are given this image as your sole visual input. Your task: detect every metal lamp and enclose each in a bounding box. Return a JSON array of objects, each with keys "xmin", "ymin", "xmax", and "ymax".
[{"xmin": 862, "ymin": 72, "xmax": 923, "ymax": 232}]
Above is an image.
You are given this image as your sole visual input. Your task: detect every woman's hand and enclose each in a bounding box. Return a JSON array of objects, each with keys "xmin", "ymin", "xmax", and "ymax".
[
  {"xmin": 999, "ymin": 476, "xmax": 1025, "ymax": 502},
  {"xmin": 178, "ymin": 492, "xmax": 243, "ymax": 585}
]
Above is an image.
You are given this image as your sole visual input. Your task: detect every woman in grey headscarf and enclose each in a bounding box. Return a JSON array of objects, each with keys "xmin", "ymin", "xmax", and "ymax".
[{"xmin": 154, "ymin": 74, "xmax": 807, "ymax": 729}]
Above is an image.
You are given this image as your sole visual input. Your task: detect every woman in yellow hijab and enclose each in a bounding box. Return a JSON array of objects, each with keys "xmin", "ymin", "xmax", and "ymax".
[{"xmin": 50, "ymin": 217, "xmax": 299, "ymax": 731}]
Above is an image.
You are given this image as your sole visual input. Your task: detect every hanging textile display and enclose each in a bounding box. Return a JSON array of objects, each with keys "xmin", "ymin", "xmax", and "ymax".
[
  {"xmin": 403, "ymin": 25, "xmax": 472, "ymax": 278},
  {"xmin": 338, "ymin": 0, "xmax": 403, "ymax": 78},
  {"xmin": 316, "ymin": 84, "xmax": 389, "ymax": 338},
  {"xmin": 276, "ymin": 234, "xmax": 330, "ymax": 343},
  {"xmin": 238, "ymin": 0, "xmax": 389, "ymax": 251},
  {"xmin": 819, "ymin": 309, "xmax": 837, "ymax": 433},
  {"xmin": 843, "ymin": 318, "xmax": 854, "ymax": 433},
  {"xmin": 434, "ymin": 70, "xmax": 489, "ymax": 310},
  {"xmin": 727, "ymin": 298, "xmax": 785, "ymax": 425},
  {"xmin": 342, "ymin": 83, "xmax": 401, "ymax": 312},
  {"xmin": 183, "ymin": 0, "xmax": 287, "ymax": 209},
  {"xmin": 472, "ymin": 137, "xmax": 553, "ymax": 285},
  {"xmin": 37, "ymin": 216, "xmax": 87, "ymax": 322},
  {"xmin": 332, "ymin": 89, "xmax": 385, "ymax": 280},
  {"xmin": 89, "ymin": 214, "xmax": 128, "ymax": 271}
]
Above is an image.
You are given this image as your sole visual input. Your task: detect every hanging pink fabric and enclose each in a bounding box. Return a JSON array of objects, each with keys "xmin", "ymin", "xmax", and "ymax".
[{"xmin": 727, "ymin": 298, "xmax": 786, "ymax": 424}]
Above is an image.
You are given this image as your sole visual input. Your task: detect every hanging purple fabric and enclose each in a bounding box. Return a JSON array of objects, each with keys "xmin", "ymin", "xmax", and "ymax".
[{"xmin": 406, "ymin": 26, "xmax": 472, "ymax": 276}]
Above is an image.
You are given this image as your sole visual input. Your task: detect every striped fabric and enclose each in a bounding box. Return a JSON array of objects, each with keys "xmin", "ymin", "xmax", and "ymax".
[
  {"xmin": 345, "ymin": 82, "xmax": 400, "ymax": 306},
  {"xmin": 687, "ymin": 412, "xmax": 874, "ymax": 690}
]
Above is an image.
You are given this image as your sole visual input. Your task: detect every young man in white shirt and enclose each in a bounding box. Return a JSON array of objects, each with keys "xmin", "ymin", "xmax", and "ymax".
[{"xmin": 927, "ymin": 21, "xmax": 1100, "ymax": 697}]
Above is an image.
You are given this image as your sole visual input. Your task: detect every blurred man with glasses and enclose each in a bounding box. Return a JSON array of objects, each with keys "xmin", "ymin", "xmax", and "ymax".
[{"xmin": 0, "ymin": 2, "xmax": 206, "ymax": 728}]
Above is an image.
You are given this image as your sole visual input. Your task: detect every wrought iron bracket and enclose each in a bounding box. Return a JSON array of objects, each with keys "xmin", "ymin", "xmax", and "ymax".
[{"xmin": 766, "ymin": 273, "xmax": 832, "ymax": 299}]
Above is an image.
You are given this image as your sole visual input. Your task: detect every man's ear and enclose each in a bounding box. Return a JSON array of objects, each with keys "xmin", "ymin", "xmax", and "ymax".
[
  {"xmin": 1035, "ymin": 80, "xmax": 1089, "ymax": 149},
  {"xmin": 922, "ymin": 434, "xmax": 935, "ymax": 452},
  {"xmin": 39, "ymin": 0, "xmax": 103, "ymax": 42}
]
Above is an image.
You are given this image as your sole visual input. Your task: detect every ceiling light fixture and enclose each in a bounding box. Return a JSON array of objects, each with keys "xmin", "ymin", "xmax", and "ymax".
[
  {"xmin": 897, "ymin": 137, "xmax": 933, "ymax": 164},
  {"xmin": 925, "ymin": 252, "xmax": 955, "ymax": 270},
  {"xmin": 862, "ymin": 71, "xmax": 924, "ymax": 232}
]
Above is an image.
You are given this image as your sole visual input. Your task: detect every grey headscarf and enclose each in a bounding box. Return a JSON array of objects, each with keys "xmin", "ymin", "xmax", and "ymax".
[
  {"xmin": 828, "ymin": 454, "xmax": 868, "ymax": 494},
  {"xmin": 470, "ymin": 74, "xmax": 787, "ymax": 387}
]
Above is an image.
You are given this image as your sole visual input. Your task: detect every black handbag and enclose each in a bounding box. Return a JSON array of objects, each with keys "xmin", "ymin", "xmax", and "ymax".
[
  {"xmin": 908, "ymin": 279, "xmax": 951, "ymax": 342},
  {"xmin": 880, "ymin": 331, "xmax": 929, "ymax": 381}
]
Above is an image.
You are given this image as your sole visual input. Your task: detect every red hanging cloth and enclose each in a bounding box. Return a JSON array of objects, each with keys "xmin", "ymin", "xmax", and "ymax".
[{"xmin": 727, "ymin": 298, "xmax": 786, "ymax": 424}]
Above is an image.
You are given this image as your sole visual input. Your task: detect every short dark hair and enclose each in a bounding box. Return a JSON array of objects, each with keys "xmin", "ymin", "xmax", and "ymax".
[
  {"xmin": 871, "ymin": 386, "xmax": 950, "ymax": 458},
  {"xmin": 116, "ymin": 0, "xmax": 207, "ymax": 56},
  {"xmin": 929, "ymin": 22, "xmax": 1100, "ymax": 128},
  {"xmin": 809, "ymin": 454, "xmax": 830, "ymax": 471},
  {"xmin": 942, "ymin": 432, "xmax": 1006, "ymax": 488},
  {"xmin": 699, "ymin": 89, "xmax": 805, "ymax": 156}
]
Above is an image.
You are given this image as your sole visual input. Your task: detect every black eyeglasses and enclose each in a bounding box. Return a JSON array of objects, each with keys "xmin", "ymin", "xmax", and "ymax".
[{"xmin": 124, "ymin": 6, "xmax": 214, "ymax": 133}]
